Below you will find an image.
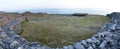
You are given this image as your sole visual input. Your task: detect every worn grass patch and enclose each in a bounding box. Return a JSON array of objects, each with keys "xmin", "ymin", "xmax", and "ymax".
[{"xmin": 20, "ymin": 15, "xmax": 111, "ymax": 48}]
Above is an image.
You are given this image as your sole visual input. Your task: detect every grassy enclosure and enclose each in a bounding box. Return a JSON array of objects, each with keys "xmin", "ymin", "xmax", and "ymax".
[{"xmin": 20, "ymin": 15, "xmax": 111, "ymax": 48}]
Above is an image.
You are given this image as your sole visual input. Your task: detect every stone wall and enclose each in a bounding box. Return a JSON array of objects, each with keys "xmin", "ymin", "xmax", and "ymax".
[
  {"xmin": 0, "ymin": 12, "xmax": 21, "ymax": 17},
  {"xmin": 22, "ymin": 11, "xmax": 47, "ymax": 21},
  {"xmin": 0, "ymin": 12, "xmax": 119, "ymax": 49},
  {"xmin": 9, "ymin": 16, "xmax": 25, "ymax": 34},
  {"xmin": 9, "ymin": 22, "xmax": 21, "ymax": 34},
  {"xmin": 22, "ymin": 11, "xmax": 47, "ymax": 16},
  {"xmin": 0, "ymin": 16, "xmax": 9, "ymax": 26},
  {"xmin": 0, "ymin": 11, "xmax": 26, "ymax": 34},
  {"xmin": 0, "ymin": 12, "xmax": 22, "ymax": 26}
]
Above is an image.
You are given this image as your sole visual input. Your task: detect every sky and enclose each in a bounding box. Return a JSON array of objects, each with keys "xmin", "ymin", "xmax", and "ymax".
[{"xmin": 0, "ymin": 0, "xmax": 120, "ymax": 13}]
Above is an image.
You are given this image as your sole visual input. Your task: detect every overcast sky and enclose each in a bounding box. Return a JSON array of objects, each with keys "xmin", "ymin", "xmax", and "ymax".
[{"xmin": 0, "ymin": 0, "xmax": 120, "ymax": 12}]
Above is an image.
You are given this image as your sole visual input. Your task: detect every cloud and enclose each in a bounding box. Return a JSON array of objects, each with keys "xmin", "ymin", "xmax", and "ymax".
[{"xmin": 0, "ymin": 0, "xmax": 119, "ymax": 12}]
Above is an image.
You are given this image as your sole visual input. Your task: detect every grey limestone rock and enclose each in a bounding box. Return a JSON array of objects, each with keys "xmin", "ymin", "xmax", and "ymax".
[
  {"xmin": 7, "ymin": 31, "xmax": 16, "ymax": 37},
  {"xmin": 56, "ymin": 47, "xmax": 61, "ymax": 49},
  {"xmin": 88, "ymin": 46, "xmax": 93, "ymax": 49},
  {"xmin": 91, "ymin": 43, "xmax": 96, "ymax": 48},
  {"xmin": 0, "ymin": 32, "xmax": 7, "ymax": 39},
  {"xmin": 10, "ymin": 40, "xmax": 19, "ymax": 49},
  {"xmin": 74, "ymin": 42, "xmax": 85, "ymax": 49},
  {"xmin": 63, "ymin": 45, "xmax": 74, "ymax": 49},
  {"xmin": 0, "ymin": 45, "xmax": 3, "ymax": 49},
  {"xmin": 91, "ymin": 36, "xmax": 100, "ymax": 44},
  {"xmin": 86, "ymin": 39, "xmax": 93, "ymax": 43},
  {"xmin": 99, "ymin": 40, "xmax": 107, "ymax": 49},
  {"xmin": 40, "ymin": 46, "xmax": 51, "ymax": 49},
  {"xmin": 67, "ymin": 45, "xmax": 74, "ymax": 49},
  {"xmin": 63, "ymin": 46, "xmax": 68, "ymax": 49},
  {"xmin": 109, "ymin": 24, "xmax": 116, "ymax": 30},
  {"xmin": 0, "ymin": 27, "xmax": 3, "ymax": 32},
  {"xmin": 81, "ymin": 40, "xmax": 88, "ymax": 47},
  {"xmin": 0, "ymin": 41, "xmax": 5, "ymax": 48},
  {"xmin": 17, "ymin": 46, "xmax": 24, "ymax": 49}
]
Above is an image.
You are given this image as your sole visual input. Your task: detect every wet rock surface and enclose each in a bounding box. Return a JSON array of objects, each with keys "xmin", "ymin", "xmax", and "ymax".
[{"xmin": 0, "ymin": 12, "xmax": 120, "ymax": 49}]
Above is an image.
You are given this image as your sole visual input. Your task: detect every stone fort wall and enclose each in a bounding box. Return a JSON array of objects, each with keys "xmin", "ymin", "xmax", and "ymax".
[
  {"xmin": 0, "ymin": 11, "xmax": 46, "ymax": 26},
  {"xmin": 0, "ymin": 12, "xmax": 119, "ymax": 49},
  {"xmin": 0, "ymin": 12, "xmax": 22, "ymax": 26}
]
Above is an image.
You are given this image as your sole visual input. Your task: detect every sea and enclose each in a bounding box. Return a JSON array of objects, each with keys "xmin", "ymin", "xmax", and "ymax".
[{"xmin": 5, "ymin": 8, "xmax": 112, "ymax": 15}]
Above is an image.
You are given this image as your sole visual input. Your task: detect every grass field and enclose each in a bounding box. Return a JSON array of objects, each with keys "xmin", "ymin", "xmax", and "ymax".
[{"xmin": 20, "ymin": 15, "xmax": 111, "ymax": 48}]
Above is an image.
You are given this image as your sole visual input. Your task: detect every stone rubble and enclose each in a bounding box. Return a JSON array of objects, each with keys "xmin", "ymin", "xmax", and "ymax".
[{"xmin": 0, "ymin": 12, "xmax": 119, "ymax": 49}]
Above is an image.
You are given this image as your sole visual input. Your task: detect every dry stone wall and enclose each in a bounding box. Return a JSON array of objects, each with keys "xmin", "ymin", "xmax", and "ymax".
[
  {"xmin": 9, "ymin": 16, "xmax": 25, "ymax": 34},
  {"xmin": 0, "ymin": 12, "xmax": 22, "ymax": 26},
  {"xmin": 0, "ymin": 16, "xmax": 8, "ymax": 26},
  {"xmin": 0, "ymin": 12, "xmax": 119, "ymax": 49}
]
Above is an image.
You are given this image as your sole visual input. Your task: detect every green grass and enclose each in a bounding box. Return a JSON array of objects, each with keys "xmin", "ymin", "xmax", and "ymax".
[{"xmin": 20, "ymin": 15, "xmax": 111, "ymax": 48}]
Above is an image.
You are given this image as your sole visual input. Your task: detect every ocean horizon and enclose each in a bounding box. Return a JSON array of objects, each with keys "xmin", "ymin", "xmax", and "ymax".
[{"xmin": 4, "ymin": 8, "xmax": 111, "ymax": 15}]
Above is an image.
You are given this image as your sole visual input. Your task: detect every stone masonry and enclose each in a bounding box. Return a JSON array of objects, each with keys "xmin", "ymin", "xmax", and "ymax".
[{"xmin": 0, "ymin": 12, "xmax": 119, "ymax": 49}]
